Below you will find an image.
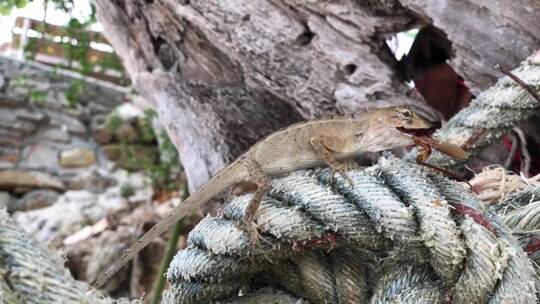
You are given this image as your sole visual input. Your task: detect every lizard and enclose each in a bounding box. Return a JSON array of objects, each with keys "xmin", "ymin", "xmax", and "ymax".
[{"xmin": 94, "ymin": 105, "xmax": 468, "ymax": 288}]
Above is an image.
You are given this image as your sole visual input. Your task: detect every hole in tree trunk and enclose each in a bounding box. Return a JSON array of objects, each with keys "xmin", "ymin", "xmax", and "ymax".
[
  {"xmin": 387, "ymin": 26, "xmax": 473, "ymax": 121},
  {"xmin": 296, "ymin": 30, "xmax": 315, "ymax": 46},
  {"xmin": 385, "ymin": 28, "xmax": 419, "ymax": 62},
  {"xmin": 343, "ymin": 64, "xmax": 357, "ymax": 75}
]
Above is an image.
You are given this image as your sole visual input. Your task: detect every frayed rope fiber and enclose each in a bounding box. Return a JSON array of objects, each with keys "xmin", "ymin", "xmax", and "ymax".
[
  {"xmin": 405, "ymin": 51, "xmax": 540, "ymax": 169},
  {"xmin": 164, "ymin": 158, "xmax": 539, "ymax": 304},
  {"xmin": 0, "ymin": 210, "xmax": 140, "ymax": 304}
]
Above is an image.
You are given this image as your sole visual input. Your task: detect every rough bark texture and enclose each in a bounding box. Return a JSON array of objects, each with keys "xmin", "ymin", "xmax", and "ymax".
[
  {"xmin": 95, "ymin": 0, "xmax": 540, "ymax": 191},
  {"xmin": 402, "ymin": 0, "xmax": 540, "ymax": 91}
]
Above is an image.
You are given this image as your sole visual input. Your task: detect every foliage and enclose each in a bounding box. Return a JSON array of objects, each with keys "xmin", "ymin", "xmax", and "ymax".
[
  {"xmin": 0, "ymin": 0, "xmax": 29, "ymax": 16},
  {"xmin": 11, "ymin": 75, "xmax": 48, "ymax": 103},
  {"xmin": 105, "ymin": 112, "xmax": 122, "ymax": 132},
  {"xmin": 64, "ymin": 79, "xmax": 85, "ymax": 107},
  {"xmin": 19, "ymin": 0, "xmax": 129, "ymax": 106},
  {"xmin": 23, "ymin": 38, "xmax": 39, "ymax": 60},
  {"xmin": 104, "ymin": 109, "xmax": 181, "ymax": 192},
  {"xmin": 142, "ymin": 110, "xmax": 182, "ymax": 192},
  {"xmin": 120, "ymin": 183, "xmax": 135, "ymax": 198},
  {"xmin": 29, "ymin": 89, "xmax": 47, "ymax": 102},
  {"xmin": 140, "ymin": 109, "xmax": 157, "ymax": 142}
]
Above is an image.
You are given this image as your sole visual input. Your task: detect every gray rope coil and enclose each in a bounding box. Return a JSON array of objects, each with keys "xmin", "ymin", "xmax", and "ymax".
[
  {"xmin": 405, "ymin": 53, "xmax": 540, "ymax": 168},
  {"xmin": 0, "ymin": 210, "xmax": 138, "ymax": 304},
  {"xmin": 163, "ymin": 158, "xmax": 539, "ymax": 303},
  {"xmin": 162, "ymin": 52, "xmax": 540, "ymax": 303},
  {"xmin": 0, "ymin": 52, "xmax": 538, "ymax": 304}
]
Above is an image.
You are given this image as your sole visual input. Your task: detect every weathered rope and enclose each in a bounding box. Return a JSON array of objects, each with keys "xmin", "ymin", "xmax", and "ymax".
[
  {"xmin": 0, "ymin": 53, "xmax": 538, "ymax": 304},
  {"xmin": 405, "ymin": 51, "xmax": 540, "ymax": 168},
  {"xmin": 0, "ymin": 210, "xmax": 139, "ymax": 304},
  {"xmin": 164, "ymin": 53, "xmax": 540, "ymax": 302},
  {"xmin": 164, "ymin": 158, "xmax": 539, "ymax": 303}
]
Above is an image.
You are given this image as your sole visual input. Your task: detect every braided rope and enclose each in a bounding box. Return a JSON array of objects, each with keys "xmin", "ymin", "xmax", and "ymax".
[
  {"xmin": 164, "ymin": 53, "xmax": 540, "ymax": 303},
  {"xmin": 164, "ymin": 158, "xmax": 539, "ymax": 303},
  {"xmin": 0, "ymin": 52, "xmax": 538, "ymax": 304},
  {"xmin": 0, "ymin": 210, "xmax": 138, "ymax": 304},
  {"xmin": 405, "ymin": 51, "xmax": 540, "ymax": 168}
]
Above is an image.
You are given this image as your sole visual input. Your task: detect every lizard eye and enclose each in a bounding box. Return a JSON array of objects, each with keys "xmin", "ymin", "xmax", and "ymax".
[
  {"xmin": 398, "ymin": 109, "xmax": 413, "ymax": 122},
  {"xmin": 400, "ymin": 109, "xmax": 412, "ymax": 119}
]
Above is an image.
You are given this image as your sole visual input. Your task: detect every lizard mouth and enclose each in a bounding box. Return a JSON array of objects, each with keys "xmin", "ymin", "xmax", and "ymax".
[
  {"xmin": 396, "ymin": 120, "xmax": 441, "ymax": 137},
  {"xmin": 396, "ymin": 125, "xmax": 437, "ymax": 137}
]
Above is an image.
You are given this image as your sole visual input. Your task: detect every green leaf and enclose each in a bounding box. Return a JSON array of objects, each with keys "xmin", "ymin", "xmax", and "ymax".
[{"xmin": 0, "ymin": 0, "xmax": 30, "ymax": 16}]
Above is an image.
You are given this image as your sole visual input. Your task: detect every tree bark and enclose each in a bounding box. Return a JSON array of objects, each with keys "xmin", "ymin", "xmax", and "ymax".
[{"xmin": 95, "ymin": 0, "xmax": 540, "ymax": 191}]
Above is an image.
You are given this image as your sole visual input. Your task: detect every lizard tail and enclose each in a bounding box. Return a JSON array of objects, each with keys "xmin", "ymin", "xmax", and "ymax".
[{"xmin": 94, "ymin": 160, "xmax": 249, "ymax": 288}]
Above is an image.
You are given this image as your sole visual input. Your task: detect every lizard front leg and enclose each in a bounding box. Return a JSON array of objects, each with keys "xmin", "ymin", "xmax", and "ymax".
[
  {"xmin": 310, "ymin": 136, "xmax": 357, "ymax": 187},
  {"xmin": 240, "ymin": 158, "xmax": 270, "ymax": 244}
]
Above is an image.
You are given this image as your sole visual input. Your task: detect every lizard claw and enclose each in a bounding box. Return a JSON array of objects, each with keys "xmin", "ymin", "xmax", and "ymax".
[
  {"xmin": 330, "ymin": 162, "xmax": 357, "ymax": 188},
  {"xmin": 241, "ymin": 218, "xmax": 274, "ymax": 263},
  {"xmin": 242, "ymin": 218, "xmax": 272, "ymax": 247}
]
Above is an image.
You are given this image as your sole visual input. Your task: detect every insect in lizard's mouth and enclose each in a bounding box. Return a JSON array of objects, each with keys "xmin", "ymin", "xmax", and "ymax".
[
  {"xmin": 396, "ymin": 120, "xmax": 442, "ymax": 137},
  {"xmin": 396, "ymin": 125, "xmax": 437, "ymax": 137},
  {"xmin": 396, "ymin": 123, "xmax": 469, "ymax": 161}
]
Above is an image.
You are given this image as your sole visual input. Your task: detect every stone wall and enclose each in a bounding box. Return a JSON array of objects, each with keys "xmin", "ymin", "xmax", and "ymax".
[
  {"xmin": 0, "ymin": 55, "xmax": 155, "ymax": 241},
  {"xmin": 0, "ymin": 55, "xmax": 128, "ymax": 172}
]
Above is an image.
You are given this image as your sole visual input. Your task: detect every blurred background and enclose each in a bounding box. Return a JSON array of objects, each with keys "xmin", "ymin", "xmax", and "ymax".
[{"xmin": 0, "ymin": 0, "xmax": 192, "ymax": 299}]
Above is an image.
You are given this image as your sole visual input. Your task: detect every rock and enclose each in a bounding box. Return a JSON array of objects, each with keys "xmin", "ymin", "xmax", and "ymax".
[
  {"xmin": 87, "ymin": 102, "xmax": 109, "ymax": 115},
  {"xmin": 14, "ymin": 189, "xmax": 60, "ymax": 211},
  {"xmin": 0, "ymin": 119, "xmax": 37, "ymax": 134},
  {"xmin": 20, "ymin": 143, "xmax": 59, "ymax": 169},
  {"xmin": 102, "ymin": 144, "xmax": 158, "ymax": 170},
  {"xmin": 49, "ymin": 112, "xmax": 87, "ymax": 135},
  {"xmin": 0, "ymin": 161, "xmax": 16, "ymax": 170},
  {"xmin": 116, "ymin": 103, "xmax": 144, "ymax": 120},
  {"xmin": 90, "ymin": 114, "xmax": 107, "ymax": 131},
  {"xmin": 15, "ymin": 109, "xmax": 47, "ymax": 122},
  {"xmin": 111, "ymin": 169, "xmax": 153, "ymax": 203},
  {"xmin": 59, "ymin": 148, "xmax": 96, "ymax": 168},
  {"xmin": 0, "ymin": 147, "xmax": 19, "ymax": 164},
  {"xmin": 0, "ymin": 129, "xmax": 24, "ymax": 147},
  {"xmin": 14, "ymin": 184, "xmax": 145, "ymax": 243},
  {"xmin": 13, "ymin": 190, "xmax": 99, "ymax": 242},
  {"xmin": 0, "ymin": 191, "xmax": 15, "ymax": 210},
  {"xmin": 41, "ymin": 128, "xmax": 71, "ymax": 143},
  {"xmin": 90, "ymin": 114, "xmax": 113, "ymax": 144},
  {"xmin": 114, "ymin": 122, "xmax": 138, "ymax": 142},
  {"xmin": 0, "ymin": 170, "xmax": 64, "ymax": 191},
  {"xmin": 93, "ymin": 127, "xmax": 113, "ymax": 144},
  {"xmin": 65, "ymin": 170, "xmax": 117, "ymax": 193}
]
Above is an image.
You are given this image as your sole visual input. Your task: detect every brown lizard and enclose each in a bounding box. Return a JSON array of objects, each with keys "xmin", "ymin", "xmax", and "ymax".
[{"xmin": 94, "ymin": 106, "xmax": 468, "ymax": 287}]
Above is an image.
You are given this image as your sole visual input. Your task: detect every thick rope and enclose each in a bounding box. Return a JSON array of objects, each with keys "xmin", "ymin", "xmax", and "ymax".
[
  {"xmin": 0, "ymin": 53, "xmax": 538, "ymax": 304},
  {"xmin": 164, "ymin": 158, "xmax": 539, "ymax": 303},
  {"xmin": 164, "ymin": 52, "xmax": 540, "ymax": 302},
  {"xmin": 0, "ymin": 210, "xmax": 139, "ymax": 304},
  {"xmin": 405, "ymin": 51, "xmax": 540, "ymax": 168}
]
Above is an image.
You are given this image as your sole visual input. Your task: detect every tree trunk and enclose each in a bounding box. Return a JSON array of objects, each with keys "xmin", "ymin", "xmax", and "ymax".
[{"xmin": 95, "ymin": 0, "xmax": 540, "ymax": 191}]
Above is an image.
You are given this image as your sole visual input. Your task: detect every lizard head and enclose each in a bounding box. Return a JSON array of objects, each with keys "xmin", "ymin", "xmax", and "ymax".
[
  {"xmin": 364, "ymin": 105, "xmax": 434, "ymax": 139},
  {"xmin": 358, "ymin": 106, "xmax": 467, "ymax": 160},
  {"xmin": 383, "ymin": 106, "xmax": 433, "ymax": 130}
]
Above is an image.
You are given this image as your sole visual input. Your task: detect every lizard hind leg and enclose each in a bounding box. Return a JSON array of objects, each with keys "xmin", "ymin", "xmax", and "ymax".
[
  {"xmin": 239, "ymin": 159, "xmax": 271, "ymax": 246},
  {"xmin": 310, "ymin": 136, "xmax": 357, "ymax": 187}
]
